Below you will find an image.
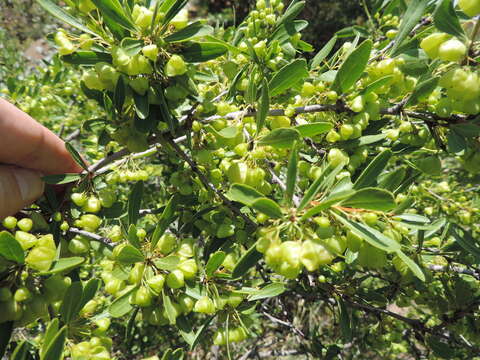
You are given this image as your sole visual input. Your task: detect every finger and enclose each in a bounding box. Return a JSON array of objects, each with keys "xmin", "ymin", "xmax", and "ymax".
[
  {"xmin": 0, "ymin": 98, "xmax": 83, "ymax": 175},
  {"xmin": 0, "ymin": 165, "xmax": 44, "ymax": 220}
]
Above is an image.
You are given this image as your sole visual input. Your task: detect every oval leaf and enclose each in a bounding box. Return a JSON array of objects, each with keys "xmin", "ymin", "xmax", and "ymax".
[
  {"xmin": 269, "ymin": 59, "xmax": 309, "ymax": 97},
  {"xmin": 333, "ymin": 39, "xmax": 372, "ymax": 93},
  {"xmin": 341, "ymin": 188, "xmax": 396, "ymax": 211},
  {"xmin": 258, "ymin": 128, "xmax": 300, "ymax": 149}
]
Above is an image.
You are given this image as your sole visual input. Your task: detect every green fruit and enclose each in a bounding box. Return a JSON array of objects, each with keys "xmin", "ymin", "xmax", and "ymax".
[
  {"xmin": 130, "ymin": 286, "xmax": 152, "ymax": 307},
  {"xmin": 166, "ymin": 270, "xmax": 185, "ymax": 289},
  {"xmin": 459, "ymin": 0, "xmax": 480, "ymax": 17},
  {"xmin": 68, "ymin": 236, "xmax": 90, "ymax": 255},
  {"xmin": 14, "ymin": 287, "xmax": 32, "ymax": 302},
  {"xmin": 147, "ymin": 274, "xmax": 165, "ymax": 293},
  {"xmin": 193, "ymin": 296, "xmax": 216, "ymax": 314},
  {"xmin": 79, "ymin": 214, "xmax": 102, "ymax": 232},
  {"xmin": 83, "ymin": 197, "xmax": 102, "ymax": 213},
  {"xmin": 128, "ymin": 263, "xmax": 145, "ymax": 285},
  {"xmin": 327, "ymin": 148, "xmax": 349, "ymax": 167},
  {"xmin": 17, "ymin": 218, "xmax": 33, "ymax": 232},
  {"xmin": 79, "ymin": 0, "xmax": 96, "ymax": 13},
  {"xmin": 420, "ymin": 33, "xmax": 450, "ymax": 59},
  {"xmin": 227, "ymin": 161, "xmax": 248, "ymax": 184},
  {"xmin": 0, "ymin": 288, "xmax": 12, "ymax": 301},
  {"xmin": 362, "ymin": 212, "xmax": 379, "ymax": 226},
  {"xmin": 156, "ymin": 233, "xmax": 177, "ymax": 254},
  {"xmin": 71, "ymin": 193, "xmax": 88, "ymax": 207},
  {"xmin": 177, "ymin": 259, "xmax": 198, "ymax": 279},
  {"xmin": 2, "ymin": 216, "xmax": 17, "ymax": 230},
  {"xmin": 15, "ymin": 231, "xmax": 37, "ymax": 250},
  {"xmin": 142, "ymin": 44, "xmax": 159, "ymax": 61},
  {"xmin": 165, "ymin": 55, "xmax": 187, "ymax": 77},
  {"xmin": 438, "ymin": 38, "xmax": 467, "ymax": 62},
  {"xmin": 26, "ymin": 246, "xmax": 56, "ymax": 271}
]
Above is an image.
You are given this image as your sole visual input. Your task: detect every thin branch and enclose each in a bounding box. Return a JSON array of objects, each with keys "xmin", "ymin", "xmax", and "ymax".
[
  {"xmin": 64, "ymin": 129, "xmax": 81, "ymax": 142},
  {"xmin": 266, "ymin": 163, "xmax": 301, "ymax": 207},
  {"xmin": 427, "ymin": 264, "xmax": 480, "ymax": 280},
  {"xmin": 68, "ymin": 227, "xmax": 114, "ymax": 249},
  {"xmin": 261, "ymin": 311, "xmax": 306, "ymax": 338},
  {"xmin": 165, "ymin": 137, "xmax": 257, "ymax": 229}
]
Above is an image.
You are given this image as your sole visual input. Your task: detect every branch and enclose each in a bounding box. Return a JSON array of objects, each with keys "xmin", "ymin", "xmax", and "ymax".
[
  {"xmin": 266, "ymin": 163, "xmax": 301, "ymax": 207},
  {"xmin": 165, "ymin": 137, "xmax": 257, "ymax": 229},
  {"xmin": 427, "ymin": 264, "xmax": 480, "ymax": 280},
  {"xmin": 68, "ymin": 227, "xmax": 114, "ymax": 249},
  {"xmin": 261, "ymin": 311, "xmax": 306, "ymax": 338}
]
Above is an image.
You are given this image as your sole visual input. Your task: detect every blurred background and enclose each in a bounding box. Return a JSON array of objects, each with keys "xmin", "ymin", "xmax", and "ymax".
[{"xmin": 0, "ymin": 0, "xmax": 365, "ymax": 78}]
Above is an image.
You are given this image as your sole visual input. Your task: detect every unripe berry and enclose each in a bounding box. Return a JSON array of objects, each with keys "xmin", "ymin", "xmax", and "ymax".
[
  {"xmin": 17, "ymin": 218, "xmax": 33, "ymax": 232},
  {"xmin": 165, "ymin": 55, "xmax": 187, "ymax": 77},
  {"xmin": 438, "ymin": 38, "xmax": 467, "ymax": 62},
  {"xmin": 166, "ymin": 269, "xmax": 185, "ymax": 289},
  {"xmin": 142, "ymin": 44, "xmax": 159, "ymax": 61},
  {"xmin": 459, "ymin": 0, "xmax": 480, "ymax": 17},
  {"xmin": 2, "ymin": 216, "xmax": 17, "ymax": 230},
  {"xmin": 420, "ymin": 33, "xmax": 450, "ymax": 59},
  {"xmin": 194, "ymin": 296, "xmax": 216, "ymax": 314}
]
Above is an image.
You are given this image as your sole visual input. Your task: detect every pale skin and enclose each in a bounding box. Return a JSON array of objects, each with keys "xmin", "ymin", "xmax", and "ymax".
[{"xmin": 0, "ymin": 98, "xmax": 82, "ymax": 219}]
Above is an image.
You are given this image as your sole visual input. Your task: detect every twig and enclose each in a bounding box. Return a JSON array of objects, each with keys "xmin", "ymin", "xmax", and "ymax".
[
  {"xmin": 88, "ymin": 148, "xmax": 130, "ymax": 173},
  {"xmin": 265, "ymin": 164, "xmax": 301, "ymax": 207},
  {"xmin": 427, "ymin": 264, "xmax": 480, "ymax": 280},
  {"xmin": 165, "ymin": 137, "xmax": 257, "ymax": 229},
  {"xmin": 68, "ymin": 227, "xmax": 114, "ymax": 249},
  {"xmin": 261, "ymin": 310, "xmax": 306, "ymax": 338},
  {"xmin": 64, "ymin": 129, "xmax": 81, "ymax": 142}
]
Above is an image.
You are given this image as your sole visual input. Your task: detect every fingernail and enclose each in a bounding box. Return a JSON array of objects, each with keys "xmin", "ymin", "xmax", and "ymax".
[{"xmin": 12, "ymin": 168, "xmax": 44, "ymax": 202}]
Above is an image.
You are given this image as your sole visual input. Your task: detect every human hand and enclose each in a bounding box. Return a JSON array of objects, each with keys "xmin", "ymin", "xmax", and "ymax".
[{"xmin": 0, "ymin": 98, "xmax": 83, "ymax": 219}]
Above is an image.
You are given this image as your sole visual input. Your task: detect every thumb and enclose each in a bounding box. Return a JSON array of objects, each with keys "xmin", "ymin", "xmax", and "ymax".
[{"xmin": 0, "ymin": 166, "xmax": 45, "ymax": 220}]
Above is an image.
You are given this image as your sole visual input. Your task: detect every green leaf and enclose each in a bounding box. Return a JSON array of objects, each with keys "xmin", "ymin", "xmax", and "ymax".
[
  {"xmin": 40, "ymin": 257, "xmax": 85, "ymax": 275},
  {"xmin": 161, "ymin": 0, "xmax": 188, "ymax": 25},
  {"xmin": 300, "ymin": 190, "xmax": 356, "ymax": 221},
  {"xmin": 151, "ymin": 195, "xmax": 178, "ymax": 249},
  {"xmin": 285, "ymin": 144, "xmax": 298, "ymax": 206},
  {"xmin": 61, "ymin": 51, "xmax": 112, "ymax": 65},
  {"xmin": 11, "ymin": 340, "xmax": 29, "ymax": 360},
  {"xmin": 406, "ymin": 77, "xmax": 439, "ymax": 107},
  {"xmin": 269, "ymin": 59, "xmax": 309, "ymax": 97},
  {"xmin": 338, "ymin": 298, "xmax": 352, "ymax": 341},
  {"xmin": 433, "ymin": 0, "xmax": 465, "ymax": 40},
  {"xmin": 133, "ymin": 92, "xmax": 149, "ymax": 120},
  {"xmin": 412, "ymin": 156, "xmax": 442, "ymax": 176},
  {"xmin": 310, "ymin": 36, "xmax": 337, "ymax": 69},
  {"xmin": 154, "ymin": 255, "xmax": 180, "ymax": 271},
  {"xmin": 181, "ymin": 42, "xmax": 228, "ymax": 62},
  {"xmin": 60, "ymin": 281, "xmax": 84, "ymax": 323},
  {"xmin": 450, "ymin": 124, "xmax": 480, "ymax": 138},
  {"xmin": 258, "ymin": 128, "xmax": 300, "ymax": 149},
  {"xmin": 294, "ymin": 122, "xmax": 333, "ymax": 137},
  {"xmin": 91, "ymin": 0, "xmax": 136, "ymax": 32},
  {"xmin": 426, "ymin": 335, "xmax": 456, "ymax": 359},
  {"xmin": 79, "ymin": 278, "xmax": 101, "ymax": 310},
  {"xmin": 190, "ymin": 315, "xmax": 215, "ymax": 350},
  {"xmin": 232, "ymin": 243, "xmax": 262, "ymax": 279},
  {"xmin": 275, "ymin": 1, "xmax": 305, "ymax": 29},
  {"xmin": 36, "ymin": 0, "xmax": 97, "ymax": 35},
  {"xmin": 40, "ymin": 326, "xmax": 67, "ymax": 360},
  {"xmin": 450, "ymin": 226, "xmax": 480, "ymax": 263},
  {"xmin": 333, "ymin": 39, "xmax": 372, "ymax": 93},
  {"xmin": 128, "ymin": 224, "xmax": 141, "ymax": 249},
  {"xmin": 0, "ymin": 321, "xmax": 13, "ymax": 359},
  {"xmin": 341, "ymin": 188, "xmax": 396, "ymax": 211},
  {"xmin": 120, "ymin": 38, "xmax": 144, "ymax": 56},
  {"xmin": 65, "ymin": 143, "xmax": 89, "ymax": 171},
  {"xmin": 0, "ymin": 231, "xmax": 25, "ymax": 264},
  {"xmin": 248, "ymin": 283, "xmax": 286, "ymax": 301},
  {"xmin": 41, "ymin": 319, "xmax": 59, "ymax": 359},
  {"xmin": 361, "ymin": 75, "xmax": 394, "ymax": 95},
  {"xmin": 395, "ymin": 250, "xmax": 425, "ymax": 281},
  {"xmin": 162, "ymin": 291, "xmax": 177, "ymax": 325},
  {"xmin": 251, "ymin": 198, "xmax": 283, "ymax": 219},
  {"xmin": 165, "ymin": 21, "xmax": 213, "ymax": 42},
  {"xmin": 391, "ymin": 0, "xmax": 429, "ymax": 55},
  {"xmin": 109, "ymin": 287, "xmax": 136, "ymax": 317},
  {"xmin": 114, "ymin": 76, "xmax": 126, "ymax": 112},
  {"xmin": 42, "ymin": 173, "xmax": 82, "ymax": 185},
  {"xmin": 256, "ymin": 79, "xmax": 270, "ymax": 134},
  {"xmin": 128, "ymin": 181, "xmax": 144, "ymax": 226},
  {"xmin": 353, "ymin": 150, "xmax": 392, "ymax": 190},
  {"xmin": 332, "ymin": 212, "xmax": 401, "ymax": 252},
  {"xmin": 226, "ymin": 184, "xmax": 264, "ymax": 206},
  {"xmin": 115, "ymin": 244, "xmax": 145, "ymax": 264},
  {"xmin": 298, "ymin": 163, "xmax": 345, "ymax": 211},
  {"xmin": 206, "ymin": 251, "xmax": 226, "ymax": 277}
]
